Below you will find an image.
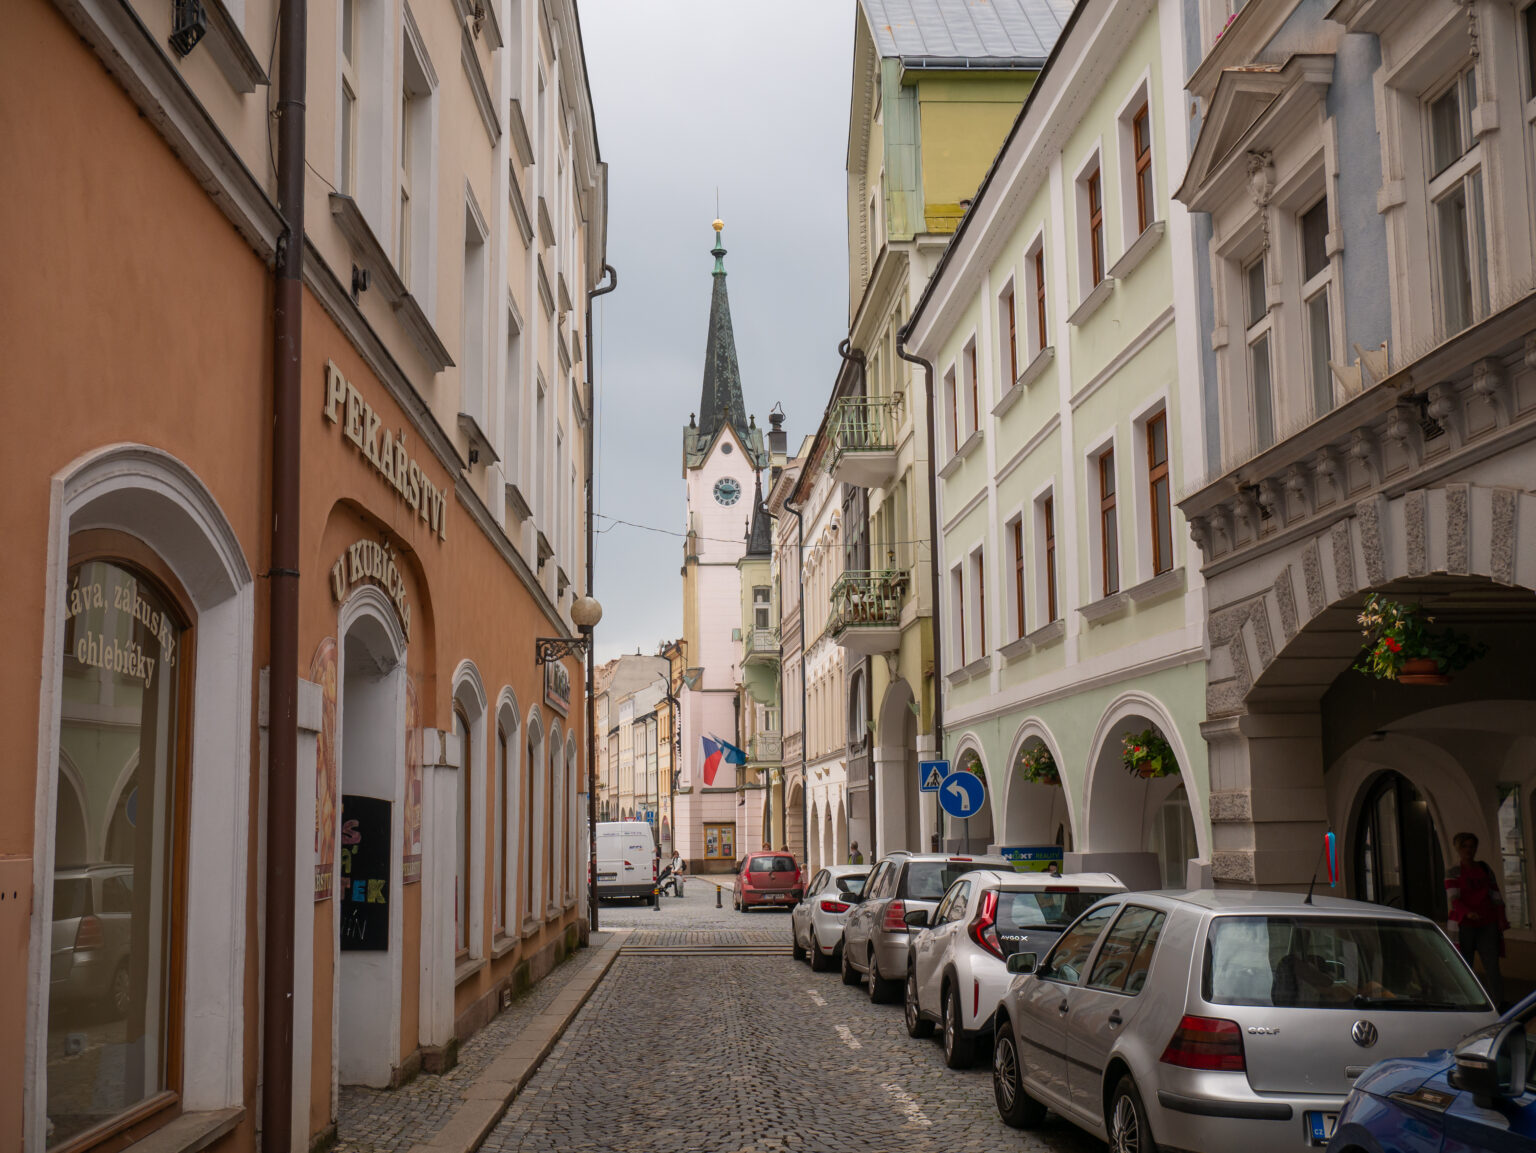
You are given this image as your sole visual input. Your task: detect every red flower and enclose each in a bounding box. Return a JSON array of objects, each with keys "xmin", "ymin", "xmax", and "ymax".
[{"xmin": 1383, "ymin": 638, "xmax": 1401, "ymax": 653}]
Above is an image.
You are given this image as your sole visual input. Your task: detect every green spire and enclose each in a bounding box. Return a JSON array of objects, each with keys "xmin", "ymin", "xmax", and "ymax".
[{"xmin": 711, "ymin": 218, "xmax": 726, "ymax": 276}]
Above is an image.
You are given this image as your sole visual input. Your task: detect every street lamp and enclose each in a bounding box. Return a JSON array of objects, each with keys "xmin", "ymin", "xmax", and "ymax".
[{"xmin": 535, "ymin": 595, "xmax": 603, "ymax": 664}]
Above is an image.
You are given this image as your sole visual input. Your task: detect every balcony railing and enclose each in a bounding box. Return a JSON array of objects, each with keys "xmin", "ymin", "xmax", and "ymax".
[
  {"xmin": 829, "ymin": 569, "xmax": 908, "ymax": 653},
  {"xmin": 742, "ymin": 626, "xmax": 780, "ymax": 664},
  {"xmin": 750, "ymin": 733, "xmax": 782, "ymax": 763},
  {"xmin": 828, "ymin": 396, "xmax": 902, "ymax": 488}
]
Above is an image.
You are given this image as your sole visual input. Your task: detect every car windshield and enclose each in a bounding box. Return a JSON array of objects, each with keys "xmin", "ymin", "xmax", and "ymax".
[
  {"xmin": 835, "ymin": 875, "xmax": 867, "ymax": 896},
  {"xmin": 1203, "ymin": 916, "xmax": 1490, "ymax": 1010},
  {"xmin": 904, "ymin": 861, "xmax": 991, "ymax": 900},
  {"xmin": 996, "ymin": 890, "xmax": 1100, "ymax": 930},
  {"xmin": 751, "ymin": 856, "xmax": 796, "ymax": 873}
]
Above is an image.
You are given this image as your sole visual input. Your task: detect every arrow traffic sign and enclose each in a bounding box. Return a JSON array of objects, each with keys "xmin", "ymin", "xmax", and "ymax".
[
  {"xmin": 939, "ymin": 770, "xmax": 986, "ymax": 819},
  {"xmin": 919, "ymin": 760, "xmax": 950, "ymax": 792}
]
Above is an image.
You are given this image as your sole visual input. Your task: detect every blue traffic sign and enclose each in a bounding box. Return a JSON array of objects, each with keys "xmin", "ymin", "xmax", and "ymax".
[
  {"xmin": 938, "ymin": 770, "xmax": 987, "ymax": 819},
  {"xmin": 919, "ymin": 760, "xmax": 950, "ymax": 792}
]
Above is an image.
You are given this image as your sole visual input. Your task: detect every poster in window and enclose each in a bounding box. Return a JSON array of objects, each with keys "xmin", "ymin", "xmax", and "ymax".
[
  {"xmin": 341, "ymin": 794, "xmax": 391, "ymax": 950},
  {"xmin": 311, "ymin": 636, "xmax": 338, "ymax": 899},
  {"xmin": 403, "ymin": 676, "xmax": 423, "ymax": 883}
]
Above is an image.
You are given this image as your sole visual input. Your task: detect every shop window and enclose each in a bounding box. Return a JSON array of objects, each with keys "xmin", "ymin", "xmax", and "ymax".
[
  {"xmin": 49, "ymin": 556, "xmax": 191, "ymax": 1147},
  {"xmin": 703, "ymin": 823, "xmax": 736, "ymax": 861},
  {"xmin": 1354, "ymin": 772, "xmax": 1447, "ymax": 923}
]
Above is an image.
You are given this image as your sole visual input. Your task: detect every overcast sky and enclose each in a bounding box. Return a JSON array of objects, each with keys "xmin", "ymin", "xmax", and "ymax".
[{"xmin": 582, "ymin": 1, "xmax": 856, "ymax": 662}]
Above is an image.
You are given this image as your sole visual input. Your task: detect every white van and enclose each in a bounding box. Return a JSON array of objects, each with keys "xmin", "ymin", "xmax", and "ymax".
[{"xmin": 595, "ymin": 821, "xmax": 656, "ymax": 901}]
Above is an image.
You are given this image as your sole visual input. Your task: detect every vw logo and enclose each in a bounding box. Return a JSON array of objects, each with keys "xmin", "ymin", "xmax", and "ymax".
[{"xmin": 1351, "ymin": 1019, "xmax": 1378, "ymax": 1048}]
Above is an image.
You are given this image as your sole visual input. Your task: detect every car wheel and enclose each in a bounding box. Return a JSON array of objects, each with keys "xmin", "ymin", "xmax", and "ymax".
[
  {"xmin": 1109, "ymin": 1076, "xmax": 1158, "ymax": 1153},
  {"xmin": 810, "ymin": 930, "xmax": 833, "ymax": 972},
  {"xmin": 904, "ymin": 966, "xmax": 934, "ymax": 1038},
  {"xmin": 942, "ymin": 984, "xmax": 976, "ymax": 1068},
  {"xmin": 993, "ymin": 1025, "xmax": 1047, "ymax": 1129},
  {"xmin": 108, "ymin": 960, "xmax": 132, "ymax": 1018},
  {"xmin": 791, "ymin": 919, "xmax": 806, "ymax": 962},
  {"xmin": 841, "ymin": 939, "xmax": 861, "ymax": 986},
  {"xmin": 868, "ymin": 950, "xmax": 900, "ymax": 1004}
]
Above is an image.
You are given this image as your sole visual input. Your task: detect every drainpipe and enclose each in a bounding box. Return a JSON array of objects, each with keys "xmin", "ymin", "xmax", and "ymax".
[
  {"xmin": 895, "ymin": 329, "xmax": 943, "ymax": 853},
  {"xmin": 783, "ymin": 497, "xmax": 808, "ymax": 866},
  {"xmin": 585, "ymin": 264, "xmax": 617, "ymax": 932},
  {"xmin": 263, "ymin": 0, "xmax": 306, "ymax": 1146}
]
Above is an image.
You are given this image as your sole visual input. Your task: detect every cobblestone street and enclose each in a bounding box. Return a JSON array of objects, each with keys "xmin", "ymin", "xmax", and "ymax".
[{"xmin": 480, "ymin": 885, "xmax": 1102, "ymax": 1153}]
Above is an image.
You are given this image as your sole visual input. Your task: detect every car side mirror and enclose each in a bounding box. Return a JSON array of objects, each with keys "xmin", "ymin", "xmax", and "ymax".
[
  {"xmin": 1006, "ymin": 952, "xmax": 1037, "ymax": 975},
  {"xmin": 1449, "ymin": 1018, "xmax": 1529, "ymax": 1104},
  {"xmin": 903, "ymin": 908, "xmax": 930, "ymax": 929}
]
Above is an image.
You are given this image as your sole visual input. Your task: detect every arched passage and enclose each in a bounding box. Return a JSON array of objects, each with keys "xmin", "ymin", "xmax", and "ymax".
[
  {"xmin": 875, "ymin": 680, "xmax": 921, "ymax": 854},
  {"xmin": 950, "ymin": 743, "xmax": 994, "ymax": 851},
  {"xmin": 1000, "ymin": 722, "xmax": 1076, "ymax": 852}
]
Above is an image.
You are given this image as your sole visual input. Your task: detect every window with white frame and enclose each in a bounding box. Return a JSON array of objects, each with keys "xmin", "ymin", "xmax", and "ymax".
[
  {"xmin": 1035, "ymin": 490, "xmax": 1058, "ymax": 623},
  {"xmin": 1094, "ymin": 445, "xmax": 1120, "ymax": 597},
  {"xmin": 1426, "ymin": 64, "xmax": 1489, "ymax": 336},
  {"xmin": 1026, "ymin": 235, "xmax": 1048, "ymax": 359},
  {"xmin": 969, "ymin": 546, "xmax": 987, "ymax": 658},
  {"xmin": 339, "ymin": 0, "xmax": 359, "ymax": 195},
  {"xmin": 999, "ymin": 279, "xmax": 1019, "ymax": 388},
  {"xmin": 1142, "ymin": 409, "xmax": 1173, "ymax": 577},
  {"xmin": 1119, "ymin": 88, "xmax": 1156, "ymax": 241},
  {"xmin": 398, "ymin": 30, "xmax": 434, "ymax": 295},
  {"xmin": 1007, "ymin": 514, "xmax": 1026, "ymax": 640},
  {"xmin": 950, "ymin": 564, "xmax": 966, "ymax": 668},
  {"xmin": 753, "ymin": 586, "xmax": 771, "ymax": 630},
  {"xmin": 1525, "ymin": 4, "xmax": 1536, "ymax": 101},
  {"xmin": 461, "ymin": 201, "xmax": 489, "ymax": 436},
  {"xmin": 1244, "ymin": 253, "xmax": 1276, "ymax": 450},
  {"xmin": 1299, "ymin": 196, "xmax": 1334, "ymax": 419},
  {"xmin": 1078, "ymin": 158, "xmax": 1107, "ymax": 295},
  {"xmin": 944, "ymin": 365, "xmax": 959, "ymax": 454},
  {"xmin": 504, "ymin": 310, "xmax": 523, "ymax": 483},
  {"xmin": 962, "ymin": 338, "xmax": 979, "ymax": 441},
  {"xmin": 454, "ymin": 703, "xmax": 472, "ymax": 955}
]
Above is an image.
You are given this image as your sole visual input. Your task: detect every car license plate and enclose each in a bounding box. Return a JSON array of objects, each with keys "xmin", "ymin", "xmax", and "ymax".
[
  {"xmin": 1306, "ymin": 1112, "xmax": 1337, "ymax": 1144},
  {"xmin": 597, "ymin": 872, "xmax": 617, "ymax": 881}
]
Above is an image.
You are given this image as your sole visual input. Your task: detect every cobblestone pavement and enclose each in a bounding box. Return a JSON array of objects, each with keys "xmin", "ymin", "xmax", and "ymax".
[
  {"xmin": 482, "ymin": 887, "xmax": 1100, "ymax": 1153},
  {"xmin": 333, "ymin": 932, "xmax": 612, "ymax": 1153}
]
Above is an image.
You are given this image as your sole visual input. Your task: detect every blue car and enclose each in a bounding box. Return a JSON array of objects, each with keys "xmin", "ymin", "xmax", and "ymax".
[{"xmin": 1328, "ymin": 990, "xmax": 1536, "ymax": 1153}]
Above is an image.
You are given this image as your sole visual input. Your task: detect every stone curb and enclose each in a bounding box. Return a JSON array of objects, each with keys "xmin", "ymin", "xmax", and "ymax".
[{"xmin": 404, "ymin": 928, "xmax": 631, "ymax": 1153}]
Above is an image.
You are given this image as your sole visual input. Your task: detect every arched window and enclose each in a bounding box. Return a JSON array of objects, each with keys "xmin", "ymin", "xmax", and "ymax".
[
  {"xmin": 523, "ymin": 720, "xmax": 541, "ymax": 926},
  {"xmin": 494, "ymin": 723, "xmax": 509, "ymax": 937},
  {"xmin": 1355, "ymin": 772, "xmax": 1446, "ymax": 922},
  {"xmin": 454, "ymin": 703, "xmax": 471, "ymax": 956}
]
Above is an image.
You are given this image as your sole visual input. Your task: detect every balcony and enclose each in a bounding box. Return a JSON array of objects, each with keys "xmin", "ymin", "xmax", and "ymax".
[
  {"xmin": 828, "ymin": 396, "xmax": 901, "ymax": 489},
  {"xmin": 829, "ymin": 569, "xmax": 909, "ymax": 655},
  {"xmin": 750, "ymin": 733, "xmax": 782, "ymax": 763},
  {"xmin": 743, "ymin": 626, "xmax": 780, "ymax": 666}
]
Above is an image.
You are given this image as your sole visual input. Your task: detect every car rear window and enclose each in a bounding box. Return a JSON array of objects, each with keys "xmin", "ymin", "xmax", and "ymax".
[
  {"xmin": 835, "ymin": 875, "xmax": 867, "ymax": 896},
  {"xmin": 1203, "ymin": 916, "xmax": 1490, "ymax": 1010},
  {"xmin": 750, "ymin": 856, "xmax": 796, "ymax": 873},
  {"xmin": 995, "ymin": 890, "xmax": 1100, "ymax": 931},
  {"xmin": 52, "ymin": 879, "xmax": 91, "ymax": 921},
  {"xmin": 903, "ymin": 861, "xmax": 993, "ymax": 900}
]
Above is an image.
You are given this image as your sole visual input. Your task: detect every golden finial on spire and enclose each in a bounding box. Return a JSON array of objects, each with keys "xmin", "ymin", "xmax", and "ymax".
[{"xmin": 712, "ymin": 218, "xmax": 725, "ymax": 233}]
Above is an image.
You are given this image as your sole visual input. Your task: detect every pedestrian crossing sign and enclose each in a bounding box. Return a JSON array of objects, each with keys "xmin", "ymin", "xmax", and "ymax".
[{"xmin": 919, "ymin": 760, "xmax": 949, "ymax": 792}]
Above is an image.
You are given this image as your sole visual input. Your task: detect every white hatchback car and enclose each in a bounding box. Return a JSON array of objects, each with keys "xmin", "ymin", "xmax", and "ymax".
[
  {"xmin": 903, "ymin": 870, "xmax": 1126, "ymax": 1068},
  {"xmin": 791, "ymin": 865, "xmax": 869, "ymax": 971}
]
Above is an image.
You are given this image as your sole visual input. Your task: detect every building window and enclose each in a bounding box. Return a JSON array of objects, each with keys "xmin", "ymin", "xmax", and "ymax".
[
  {"xmin": 461, "ymin": 202, "xmax": 489, "ymax": 434},
  {"xmin": 339, "ymin": 0, "xmax": 359, "ymax": 194},
  {"xmin": 1009, "ymin": 515, "xmax": 1025, "ymax": 640},
  {"xmin": 944, "ymin": 366, "xmax": 959, "ymax": 454},
  {"xmin": 1032, "ymin": 245, "xmax": 1048, "ymax": 354},
  {"xmin": 1132, "ymin": 101, "xmax": 1154, "ymax": 235},
  {"xmin": 753, "ymin": 586, "xmax": 771, "ymax": 630},
  {"xmin": 494, "ymin": 725, "xmax": 509, "ymax": 936},
  {"xmin": 970, "ymin": 547, "xmax": 987, "ymax": 657},
  {"xmin": 522, "ymin": 725, "xmax": 539, "ymax": 925},
  {"xmin": 703, "ymin": 823, "xmax": 735, "ymax": 861},
  {"xmin": 963, "ymin": 339, "xmax": 979, "ymax": 440},
  {"xmin": 1098, "ymin": 447, "xmax": 1120, "ymax": 596},
  {"xmin": 1040, "ymin": 493, "xmax": 1058, "ymax": 622},
  {"xmin": 1245, "ymin": 255, "xmax": 1275, "ymax": 450},
  {"xmin": 951, "ymin": 564, "xmax": 966, "ymax": 667},
  {"xmin": 1146, "ymin": 412, "xmax": 1172, "ymax": 576},
  {"xmin": 399, "ymin": 33, "xmax": 434, "ymax": 295},
  {"xmin": 1526, "ymin": 4, "xmax": 1536, "ymax": 99},
  {"xmin": 1300, "ymin": 197, "xmax": 1334, "ymax": 419},
  {"xmin": 454, "ymin": 704, "xmax": 472, "ymax": 956},
  {"xmin": 49, "ymin": 557, "xmax": 190, "ymax": 1147},
  {"xmin": 1085, "ymin": 165, "xmax": 1106, "ymax": 288},
  {"xmin": 1000, "ymin": 282, "xmax": 1018, "ymax": 386},
  {"xmin": 1427, "ymin": 66, "xmax": 1489, "ymax": 336}
]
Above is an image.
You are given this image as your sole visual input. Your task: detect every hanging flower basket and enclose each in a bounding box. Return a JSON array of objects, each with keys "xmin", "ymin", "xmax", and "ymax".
[
  {"xmin": 1123, "ymin": 728, "xmax": 1178, "ymax": 780},
  {"xmin": 1018, "ymin": 744, "xmax": 1060, "ymax": 787},
  {"xmin": 1353, "ymin": 594, "xmax": 1485, "ymax": 684}
]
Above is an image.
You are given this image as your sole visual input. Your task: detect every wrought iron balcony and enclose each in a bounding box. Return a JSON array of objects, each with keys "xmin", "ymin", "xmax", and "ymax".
[
  {"xmin": 750, "ymin": 733, "xmax": 782, "ymax": 763},
  {"xmin": 828, "ymin": 396, "xmax": 902, "ymax": 488},
  {"xmin": 742, "ymin": 626, "xmax": 780, "ymax": 665},
  {"xmin": 829, "ymin": 569, "xmax": 909, "ymax": 655}
]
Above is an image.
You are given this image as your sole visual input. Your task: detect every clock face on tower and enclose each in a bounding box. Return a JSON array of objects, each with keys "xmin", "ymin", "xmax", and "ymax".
[{"xmin": 713, "ymin": 477, "xmax": 742, "ymax": 506}]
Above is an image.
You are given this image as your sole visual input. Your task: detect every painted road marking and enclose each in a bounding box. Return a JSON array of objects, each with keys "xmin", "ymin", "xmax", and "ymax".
[
  {"xmin": 834, "ymin": 1025, "xmax": 862, "ymax": 1050},
  {"xmin": 883, "ymin": 1083, "xmax": 933, "ymax": 1128},
  {"xmin": 807, "ymin": 988, "xmax": 827, "ymax": 1007}
]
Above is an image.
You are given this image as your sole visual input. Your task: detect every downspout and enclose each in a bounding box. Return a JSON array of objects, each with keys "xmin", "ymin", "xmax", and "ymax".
[
  {"xmin": 783, "ymin": 498, "xmax": 808, "ymax": 866},
  {"xmin": 263, "ymin": 0, "xmax": 307, "ymax": 1145},
  {"xmin": 835, "ymin": 338, "xmax": 865, "ymax": 859},
  {"xmin": 585, "ymin": 264, "xmax": 617, "ymax": 932},
  {"xmin": 895, "ymin": 329, "xmax": 943, "ymax": 853}
]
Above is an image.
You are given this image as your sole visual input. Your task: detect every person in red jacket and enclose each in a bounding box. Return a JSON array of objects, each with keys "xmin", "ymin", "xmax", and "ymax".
[{"xmin": 1445, "ymin": 831, "xmax": 1506, "ymax": 1007}]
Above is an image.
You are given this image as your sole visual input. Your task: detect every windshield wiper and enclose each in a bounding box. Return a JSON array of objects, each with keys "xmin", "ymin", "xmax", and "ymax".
[{"xmin": 1351, "ymin": 995, "xmax": 1465, "ymax": 1010}]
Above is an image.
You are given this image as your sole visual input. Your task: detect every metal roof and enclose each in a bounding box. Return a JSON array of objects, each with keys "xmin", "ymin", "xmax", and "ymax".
[{"xmin": 859, "ymin": 0, "xmax": 1076, "ymax": 64}]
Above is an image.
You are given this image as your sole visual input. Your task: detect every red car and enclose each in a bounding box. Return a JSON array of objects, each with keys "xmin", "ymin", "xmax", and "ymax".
[{"xmin": 734, "ymin": 852, "xmax": 802, "ymax": 912}]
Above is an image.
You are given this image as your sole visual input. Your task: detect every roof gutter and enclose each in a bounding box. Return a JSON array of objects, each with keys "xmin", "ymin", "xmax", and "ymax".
[{"xmin": 898, "ymin": 55, "xmax": 1048, "ymax": 71}]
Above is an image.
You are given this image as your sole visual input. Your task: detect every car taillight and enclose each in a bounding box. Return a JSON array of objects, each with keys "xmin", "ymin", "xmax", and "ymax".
[
  {"xmin": 881, "ymin": 899, "xmax": 908, "ymax": 932},
  {"xmin": 968, "ymin": 889, "xmax": 1002, "ymax": 958},
  {"xmin": 653, "ymin": 858, "xmax": 659, "ymax": 880},
  {"xmin": 74, "ymin": 914, "xmax": 104, "ymax": 952},
  {"xmin": 1160, "ymin": 1015, "xmax": 1246, "ymax": 1072},
  {"xmin": 819, "ymin": 899, "xmax": 850, "ymax": 914}
]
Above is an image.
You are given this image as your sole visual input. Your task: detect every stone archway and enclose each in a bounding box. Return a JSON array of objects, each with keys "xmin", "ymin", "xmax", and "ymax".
[
  {"xmin": 950, "ymin": 743, "xmax": 994, "ymax": 852},
  {"xmin": 1000, "ymin": 721, "xmax": 1076, "ymax": 851},
  {"xmin": 875, "ymin": 680, "xmax": 921, "ymax": 854}
]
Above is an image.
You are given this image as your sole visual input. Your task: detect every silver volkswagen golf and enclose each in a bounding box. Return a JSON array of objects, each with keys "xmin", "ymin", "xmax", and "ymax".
[{"xmin": 991, "ymin": 891, "xmax": 1497, "ymax": 1153}]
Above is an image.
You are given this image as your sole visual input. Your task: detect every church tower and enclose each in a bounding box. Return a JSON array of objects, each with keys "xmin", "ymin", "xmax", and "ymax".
[{"xmin": 676, "ymin": 220, "xmax": 768, "ymax": 871}]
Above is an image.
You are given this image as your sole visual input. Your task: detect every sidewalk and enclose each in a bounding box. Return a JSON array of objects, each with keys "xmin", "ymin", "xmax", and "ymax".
[{"xmin": 333, "ymin": 929, "xmax": 628, "ymax": 1153}]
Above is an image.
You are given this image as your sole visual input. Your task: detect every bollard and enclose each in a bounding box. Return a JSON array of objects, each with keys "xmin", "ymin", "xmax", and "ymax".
[
  {"xmin": 715, "ymin": 885, "xmax": 722, "ymax": 909},
  {"xmin": 653, "ymin": 887, "xmax": 661, "ymax": 910}
]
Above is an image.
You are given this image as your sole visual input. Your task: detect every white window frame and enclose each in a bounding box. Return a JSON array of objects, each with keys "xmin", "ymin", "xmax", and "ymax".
[
  {"xmin": 1242, "ymin": 250, "xmax": 1276, "ymax": 452},
  {"xmin": 1032, "ymin": 483, "xmax": 1059, "ymax": 625},
  {"xmin": 1424, "ymin": 64, "xmax": 1490, "ymax": 338},
  {"xmin": 1074, "ymin": 146, "xmax": 1107, "ymax": 301},
  {"xmin": 398, "ymin": 12, "xmax": 438, "ymax": 298},
  {"xmin": 1297, "ymin": 193, "xmax": 1337, "ymax": 420},
  {"xmin": 1024, "ymin": 231, "xmax": 1049, "ymax": 361},
  {"xmin": 1130, "ymin": 396, "xmax": 1173, "ymax": 584},
  {"xmin": 1085, "ymin": 432, "xmax": 1121, "ymax": 601},
  {"xmin": 997, "ymin": 276, "xmax": 1019, "ymax": 390},
  {"xmin": 962, "ymin": 335, "xmax": 980, "ymax": 440},
  {"xmin": 949, "ymin": 563, "xmax": 966, "ymax": 669},
  {"xmin": 943, "ymin": 364, "xmax": 959, "ymax": 456},
  {"xmin": 969, "ymin": 545, "xmax": 987, "ymax": 658},
  {"xmin": 460, "ymin": 189, "xmax": 490, "ymax": 439},
  {"xmin": 1005, "ymin": 511, "xmax": 1026, "ymax": 641},
  {"xmin": 1116, "ymin": 75, "xmax": 1156, "ymax": 246}
]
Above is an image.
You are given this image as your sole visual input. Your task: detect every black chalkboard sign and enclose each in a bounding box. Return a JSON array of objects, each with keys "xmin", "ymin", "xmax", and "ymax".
[{"xmin": 340, "ymin": 794, "xmax": 391, "ymax": 951}]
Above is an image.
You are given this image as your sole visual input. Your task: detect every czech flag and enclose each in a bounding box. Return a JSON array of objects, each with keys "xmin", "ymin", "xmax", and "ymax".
[{"xmin": 701, "ymin": 735, "xmax": 747, "ymax": 786}]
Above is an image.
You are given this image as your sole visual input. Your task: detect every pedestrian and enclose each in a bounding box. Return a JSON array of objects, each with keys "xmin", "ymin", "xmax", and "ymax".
[
  {"xmin": 848, "ymin": 841, "xmax": 863, "ymax": 865},
  {"xmin": 1045, "ymin": 860, "xmax": 1062, "ymax": 878},
  {"xmin": 1446, "ymin": 831, "xmax": 1507, "ymax": 1007}
]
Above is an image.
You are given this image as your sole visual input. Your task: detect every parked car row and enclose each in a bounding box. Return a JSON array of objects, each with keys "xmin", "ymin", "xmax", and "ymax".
[{"xmin": 781, "ymin": 848, "xmax": 1534, "ymax": 1153}]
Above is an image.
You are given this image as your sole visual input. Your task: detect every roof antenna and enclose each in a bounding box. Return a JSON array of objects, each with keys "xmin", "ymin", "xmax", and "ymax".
[{"xmin": 1303, "ymin": 830, "xmax": 1337, "ymax": 905}]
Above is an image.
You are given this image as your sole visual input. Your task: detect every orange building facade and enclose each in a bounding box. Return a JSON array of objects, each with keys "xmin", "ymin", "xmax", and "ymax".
[{"xmin": 2, "ymin": 0, "xmax": 606, "ymax": 1150}]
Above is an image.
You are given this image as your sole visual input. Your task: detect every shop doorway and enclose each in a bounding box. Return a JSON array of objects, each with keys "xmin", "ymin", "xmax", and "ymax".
[
  {"xmin": 1353, "ymin": 771, "xmax": 1447, "ymax": 923},
  {"xmin": 335, "ymin": 603, "xmax": 405, "ymax": 1087}
]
